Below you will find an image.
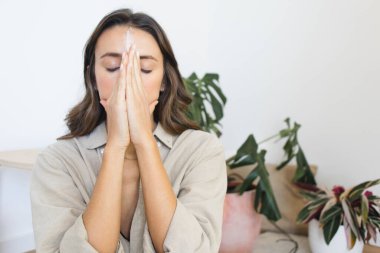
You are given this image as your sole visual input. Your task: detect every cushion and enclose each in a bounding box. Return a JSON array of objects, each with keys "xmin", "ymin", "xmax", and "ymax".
[{"xmin": 227, "ymin": 163, "xmax": 317, "ymax": 235}]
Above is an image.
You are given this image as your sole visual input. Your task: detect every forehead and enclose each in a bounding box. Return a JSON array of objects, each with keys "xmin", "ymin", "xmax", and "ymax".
[{"xmin": 95, "ymin": 25, "xmax": 162, "ymax": 61}]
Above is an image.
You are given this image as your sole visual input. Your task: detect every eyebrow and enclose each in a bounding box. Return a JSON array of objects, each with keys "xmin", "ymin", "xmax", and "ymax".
[{"xmin": 100, "ymin": 52, "xmax": 158, "ymax": 61}]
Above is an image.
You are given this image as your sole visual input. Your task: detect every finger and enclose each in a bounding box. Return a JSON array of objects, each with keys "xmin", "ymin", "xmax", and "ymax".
[
  {"xmin": 109, "ymin": 53, "xmax": 124, "ymax": 99},
  {"xmin": 118, "ymin": 51, "xmax": 128, "ymax": 100},
  {"xmin": 129, "ymin": 45, "xmax": 137, "ymax": 92},
  {"xmin": 100, "ymin": 99, "xmax": 108, "ymax": 113},
  {"xmin": 149, "ymin": 100, "xmax": 159, "ymax": 114},
  {"xmin": 126, "ymin": 45, "xmax": 134, "ymax": 99},
  {"xmin": 133, "ymin": 50, "xmax": 145, "ymax": 97}
]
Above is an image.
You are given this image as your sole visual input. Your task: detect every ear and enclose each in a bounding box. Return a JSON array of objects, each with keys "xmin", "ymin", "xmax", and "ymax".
[{"xmin": 160, "ymin": 83, "xmax": 165, "ymax": 92}]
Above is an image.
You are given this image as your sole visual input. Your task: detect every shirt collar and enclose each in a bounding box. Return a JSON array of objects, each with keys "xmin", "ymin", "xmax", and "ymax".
[
  {"xmin": 153, "ymin": 121, "xmax": 173, "ymax": 149},
  {"xmin": 79, "ymin": 121, "xmax": 173, "ymax": 150}
]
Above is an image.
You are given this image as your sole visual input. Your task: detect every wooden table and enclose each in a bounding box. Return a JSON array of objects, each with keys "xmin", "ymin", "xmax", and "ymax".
[{"xmin": 364, "ymin": 244, "xmax": 380, "ymax": 253}]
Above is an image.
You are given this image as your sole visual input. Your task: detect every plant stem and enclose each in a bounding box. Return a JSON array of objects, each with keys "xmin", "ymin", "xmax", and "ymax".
[
  {"xmin": 269, "ymin": 220, "xmax": 299, "ymax": 253},
  {"xmin": 258, "ymin": 133, "xmax": 280, "ymax": 145}
]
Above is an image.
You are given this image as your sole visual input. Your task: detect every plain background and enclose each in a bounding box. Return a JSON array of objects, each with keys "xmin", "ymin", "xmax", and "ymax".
[{"xmin": 1, "ymin": 0, "xmax": 380, "ymax": 251}]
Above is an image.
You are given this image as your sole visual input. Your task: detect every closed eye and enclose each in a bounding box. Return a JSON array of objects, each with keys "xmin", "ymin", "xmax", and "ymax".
[{"xmin": 106, "ymin": 67, "xmax": 152, "ymax": 74}]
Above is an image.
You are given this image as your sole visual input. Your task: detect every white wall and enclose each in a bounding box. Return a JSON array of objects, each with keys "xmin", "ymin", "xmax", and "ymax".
[{"xmin": 1, "ymin": 0, "xmax": 380, "ymax": 250}]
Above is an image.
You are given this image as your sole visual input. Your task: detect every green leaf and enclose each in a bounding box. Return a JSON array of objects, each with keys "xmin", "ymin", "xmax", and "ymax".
[
  {"xmin": 237, "ymin": 169, "xmax": 258, "ymax": 194},
  {"xmin": 275, "ymin": 118, "xmax": 316, "ymax": 185},
  {"xmin": 252, "ymin": 152, "xmax": 281, "ymax": 221},
  {"xmin": 183, "ymin": 72, "xmax": 226, "ymax": 137},
  {"xmin": 283, "ymin": 137, "xmax": 294, "ymax": 156},
  {"xmin": 293, "ymin": 147, "xmax": 317, "ymax": 185},
  {"xmin": 361, "ymin": 195, "xmax": 369, "ymax": 224},
  {"xmin": 344, "ymin": 217, "xmax": 357, "ymax": 249},
  {"xmin": 231, "ymin": 135, "xmax": 258, "ymax": 164},
  {"xmin": 366, "ymin": 223, "xmax": 377, "ymax": 243},
  {"xmin": 308, "ymin": 197, "xmax": 330, "ymax": 210},
  {"xmin": 323, "ymin": 214, "xmax": 342, "ymax": 245},
  {"xmin": 348, "ymin": 179, "xmax": 380, "ymax": 201},
  {"xmin": 299, "ymin": 190, "xmax": 322, "ymax": 201},
  {"xmin": 320, "ymin": 204, "xmax": 341, "ymax": 224},
  {"xmin": 202, "ymin": 73, "xmax": 219, "ymax": 83},
  {"xmin": 341, "ymin": 199, "xmax": 361, "ymax": 240},
  {"xmin": 206, "ymin": 86, "xmax": 224, "ymax": 120},
  {"xmin": 204, "ymin": 74, "xmax": 227, "ymax": 104},
  {"xmin": 276, "ymin": 155, "xmax": 294, "ymax": 170},
  {"xmin": 296, "ymin": 198, "xmax": 329, "ymax": 223},
  {"xmin": 284, "ymin": 117, "xmax": 290, "ymax": 128},
  {"xmin": 368, "ymin": 195, "xmax": 380, "ymax": 203},
  {"xmin": 296, "ymin": 205, "xmax": 312, "ymax": 223},
  {"xmin": 232, "ymin": 138, "xmax": 281, "ymax": 221},
  {"xmin": 279, "ymin": 129, "xmax": 291, "ymax": 138},
  {"xmin": 369, "ymin": 216, "xmax": 380, "ymax": 228}
]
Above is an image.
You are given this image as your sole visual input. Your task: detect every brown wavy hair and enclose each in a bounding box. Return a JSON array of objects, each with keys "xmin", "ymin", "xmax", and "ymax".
[{"xmin": 58, "ymin": 8, "xmax": 199, "ymax": 140}]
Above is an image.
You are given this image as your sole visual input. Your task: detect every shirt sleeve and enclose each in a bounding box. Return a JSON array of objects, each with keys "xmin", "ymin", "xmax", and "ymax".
[
  {"xmin": 162, "ymin": 134, "xmax": 227, "ymax": 253},
  {"xmin": 30, "ymin": 146, "xmax": 126, "ymax": 253}
]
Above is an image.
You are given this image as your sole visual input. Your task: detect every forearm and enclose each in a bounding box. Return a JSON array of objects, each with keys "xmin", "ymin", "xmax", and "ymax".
[
  {"xmin": 120, "ymin": 159, "xmax": 140, "ymax": 240},
  {"xmin": 135, "ymin": 136, "xmax": 176, "ymax": 253},
  {"xmin": 83, "ymin": 145, "xmax": 125, "ymax": 253}
]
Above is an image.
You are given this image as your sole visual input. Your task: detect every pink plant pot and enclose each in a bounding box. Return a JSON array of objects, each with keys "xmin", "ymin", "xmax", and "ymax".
[{"xmin": 219, "ymin": 190, "xmax": 262, "ymax": 253}]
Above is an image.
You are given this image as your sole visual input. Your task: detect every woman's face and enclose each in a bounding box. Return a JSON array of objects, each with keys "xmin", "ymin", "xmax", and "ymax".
[{"xmin": 94, "ymin": 25, "xmax": 164, "ymax": 107}]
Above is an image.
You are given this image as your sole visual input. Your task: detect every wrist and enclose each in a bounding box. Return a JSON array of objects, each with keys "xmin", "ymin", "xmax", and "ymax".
[
  {"xmin": 134, "ymin": 134, "xmax": 156, "ymax": 151},
  {"xmin": 134, "ymin": 135, "xmax": 157, "ymax": 154},
  {"xmin": 104, "ymin": 144, "xmax": 127, "ymax": 155}
]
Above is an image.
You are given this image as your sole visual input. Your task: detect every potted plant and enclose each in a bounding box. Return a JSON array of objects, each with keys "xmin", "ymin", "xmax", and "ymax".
[
  {"xmin": 183, "ymin": 73, "xmax": 317, "ymax": 252},
  {"xmin": 296, "ymin": 179, "xmax": 380, "ymax": 253}
]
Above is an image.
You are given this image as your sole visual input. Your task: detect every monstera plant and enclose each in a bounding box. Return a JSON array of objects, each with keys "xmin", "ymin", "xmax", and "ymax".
[{"xmin": 183, "ymin": 73, "xmax": 316, "ymax": 222}]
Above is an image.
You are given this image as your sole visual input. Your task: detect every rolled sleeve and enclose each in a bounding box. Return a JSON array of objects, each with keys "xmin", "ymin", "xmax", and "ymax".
[
  {"xmin": 30, "ymin": 147, "xmax": 125, "ymax": 253},
  {"xmin": 163, "ymin": 135, "xmax": 227, "ymax": 253}
]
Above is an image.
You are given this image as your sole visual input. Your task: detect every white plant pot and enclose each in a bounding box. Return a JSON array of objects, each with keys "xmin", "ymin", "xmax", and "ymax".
[{"xmin": 308, "ymin": 219, "xmax": 364, "ymax": 253}]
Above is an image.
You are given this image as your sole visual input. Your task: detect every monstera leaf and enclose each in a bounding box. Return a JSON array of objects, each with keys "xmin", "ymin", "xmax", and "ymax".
[
  {"xmin": 227, "ymin": 134, "xmax": 281, "ymax": 221},
  {"xmin": 183, "ymin": 73, "xmax": 226, "ymax": 137}
]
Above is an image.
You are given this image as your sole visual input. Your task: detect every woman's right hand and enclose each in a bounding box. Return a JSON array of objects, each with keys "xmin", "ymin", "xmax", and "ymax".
[{"xmin": 100, "ymin": 51, "xmax": 130, "ymax": 151}]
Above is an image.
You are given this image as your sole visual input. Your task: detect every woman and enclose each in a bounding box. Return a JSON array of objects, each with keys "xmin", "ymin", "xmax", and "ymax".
[{"xmin": 31, "ymin": 8, "xmax": 226, "ymax": 253}]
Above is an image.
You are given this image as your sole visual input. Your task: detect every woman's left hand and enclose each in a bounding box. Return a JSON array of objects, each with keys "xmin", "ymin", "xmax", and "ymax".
[{"xmin": 126, "ymin": 44, "xmax": 158, "ymax": 146}]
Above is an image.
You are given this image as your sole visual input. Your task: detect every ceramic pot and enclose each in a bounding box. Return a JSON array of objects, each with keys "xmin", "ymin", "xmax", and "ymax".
[
  {"xmin": 308, "ymin": 219, "xmax": 364, "ymax": 253},
  {"xmin": 219, "ymin": 190, "xmax": 262, "ymax": 253}
]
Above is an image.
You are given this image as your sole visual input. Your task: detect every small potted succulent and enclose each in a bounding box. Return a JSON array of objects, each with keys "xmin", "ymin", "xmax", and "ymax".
[{"xmin": 296, "ymin": 179, "xmax": 380, "ymax": 253}]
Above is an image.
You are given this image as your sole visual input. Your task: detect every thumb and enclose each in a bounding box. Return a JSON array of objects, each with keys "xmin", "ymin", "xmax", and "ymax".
[
  {"xmin": 149, "ymin": 100, "xmax": 159, "ymax": 114},
  {"xmin": 100, "ymin": 99, "xmax": 108, "ymax": 113}
]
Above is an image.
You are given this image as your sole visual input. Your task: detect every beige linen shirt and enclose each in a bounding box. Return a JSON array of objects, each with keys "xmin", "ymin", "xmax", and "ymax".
[{"xmin": 30, "ymin": 121, "xmax": 227, "ymax": 253}]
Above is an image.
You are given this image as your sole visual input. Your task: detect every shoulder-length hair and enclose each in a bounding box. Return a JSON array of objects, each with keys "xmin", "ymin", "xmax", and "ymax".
[{"xmin": 58, "ymin": 8, "xmax": 199, "ymax": 140}]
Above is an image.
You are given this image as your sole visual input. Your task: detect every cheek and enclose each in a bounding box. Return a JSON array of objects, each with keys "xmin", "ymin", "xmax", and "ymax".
[
  {"xmin": 141, "ymin": 72, "xmax": 163, "ymax": 102},
  {"xmin": 95, "ymin": 66, "xmax": 118, "ymax": 100}
]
